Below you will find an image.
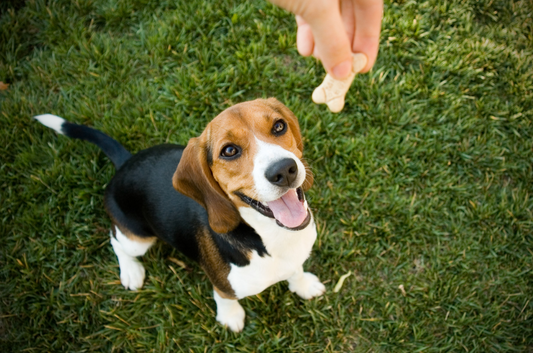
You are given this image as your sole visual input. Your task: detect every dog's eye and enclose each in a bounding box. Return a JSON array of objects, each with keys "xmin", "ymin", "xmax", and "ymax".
[
  {"xmin": 272, "ymin": 120, "xmax": 286, "ymax": 135},
  {"xmin": 220, "ymin": 144, "xmax": 240, "ymax": 159}
]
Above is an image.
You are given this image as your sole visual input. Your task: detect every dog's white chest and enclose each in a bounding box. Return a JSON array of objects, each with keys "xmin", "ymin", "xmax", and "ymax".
[{"xmin": 228, "ymin": 207, "xmax": 317, "ymax": 299}]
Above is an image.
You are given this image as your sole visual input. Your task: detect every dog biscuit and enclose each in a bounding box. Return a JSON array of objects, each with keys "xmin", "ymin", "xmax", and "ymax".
[{"xmin": 312, "ymin": 53, "xmax": 368, "ymax": 113}]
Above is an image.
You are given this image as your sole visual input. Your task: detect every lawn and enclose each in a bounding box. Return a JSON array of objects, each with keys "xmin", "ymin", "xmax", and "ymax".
[{"xmin": 1, "ymin": 0, "xmax": 532, "ymax": 351}]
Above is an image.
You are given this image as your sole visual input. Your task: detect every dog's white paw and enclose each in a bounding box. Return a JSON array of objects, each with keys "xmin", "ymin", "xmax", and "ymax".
[
  {"xmin": 216, "ymin": 300, "xmax": 246, "ymax": 332},
  {"xmin": 119, "ymin": 258, "xmax": 145, "ymax": 290},
  {"xmin": 288, "ymin": 272, "xmax": 326, "ymax": 300}
]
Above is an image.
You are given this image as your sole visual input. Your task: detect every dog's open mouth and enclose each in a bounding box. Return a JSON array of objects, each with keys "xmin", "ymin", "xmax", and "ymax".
[{"xmin": 237, "ymin": 188, "xmax": 310, "ymax": 231}]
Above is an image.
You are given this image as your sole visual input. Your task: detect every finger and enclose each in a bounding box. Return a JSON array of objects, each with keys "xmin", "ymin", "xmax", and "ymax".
[
  {"xmin": 296, "ymin": 16, "xmax": 314, "ymax": 57},
  {"xmin": 352, "ymin": 0, "xmax": 383, "ymax": 72}
]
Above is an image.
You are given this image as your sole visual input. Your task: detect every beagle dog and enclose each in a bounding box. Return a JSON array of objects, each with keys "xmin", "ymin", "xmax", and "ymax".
[{"xmin": 35, "ymin": 98, "xmax": 325, "ymax": 332}]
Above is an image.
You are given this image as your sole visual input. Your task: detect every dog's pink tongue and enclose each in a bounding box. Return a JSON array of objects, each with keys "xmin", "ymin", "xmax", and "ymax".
[{"xmin": 266, "ymin": 189, "xmax": 307, "ymax": 228}]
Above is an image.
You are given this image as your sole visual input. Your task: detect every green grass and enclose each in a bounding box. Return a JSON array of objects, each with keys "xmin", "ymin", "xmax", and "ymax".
[{"xmin": 1, "ymin": 0, "xmax": 532, "ymax": 351}]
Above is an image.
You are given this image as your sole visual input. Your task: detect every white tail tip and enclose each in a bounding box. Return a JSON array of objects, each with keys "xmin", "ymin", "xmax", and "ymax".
[{"xmin": 34, "ymin": 114, "xmax": 66, "ymax": 134}]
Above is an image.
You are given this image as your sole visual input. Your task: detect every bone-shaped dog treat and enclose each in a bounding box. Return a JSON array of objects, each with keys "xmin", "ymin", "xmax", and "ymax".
[{"xmin": 312, "ymin": 53, "xmax": 368, "ymax": 113}]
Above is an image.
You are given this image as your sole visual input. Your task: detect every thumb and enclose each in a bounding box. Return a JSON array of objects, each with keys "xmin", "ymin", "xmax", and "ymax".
[
  {"xmin": 268, "ymin": 0, "xmax": 353, "ymax": 80},
  {"xmin": 303, "ymin": 5, "xmax": 353, "ymax": 79}
]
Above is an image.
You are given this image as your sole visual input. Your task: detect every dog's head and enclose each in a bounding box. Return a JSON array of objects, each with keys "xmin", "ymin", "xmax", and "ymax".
[{"xmin": 172, "ymin": 98, "xmax": 313, "ymax": 234}]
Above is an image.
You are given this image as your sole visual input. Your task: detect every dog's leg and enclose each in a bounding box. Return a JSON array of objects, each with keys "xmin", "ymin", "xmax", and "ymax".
[
  {"xmin": 287, "ymin": 268, "xmax": 326, "ymax": 300},
  {"xmin": 213, "ymin": 289, "xmax": 245, "ymax": 332},
  {"xmin": 110, "ymin": 226, "xmax": 156, "ymax": 290}
]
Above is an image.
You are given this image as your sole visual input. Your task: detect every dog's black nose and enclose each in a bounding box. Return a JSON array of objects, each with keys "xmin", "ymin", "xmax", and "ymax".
[{"xmin": 265, "ymin": 158, "xmax": 298, "ymax": 187}]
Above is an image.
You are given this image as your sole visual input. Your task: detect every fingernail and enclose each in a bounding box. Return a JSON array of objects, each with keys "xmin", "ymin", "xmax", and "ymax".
[{"xmin": 331, "ymin": 60, "xmax": 352, "ymax": 80}]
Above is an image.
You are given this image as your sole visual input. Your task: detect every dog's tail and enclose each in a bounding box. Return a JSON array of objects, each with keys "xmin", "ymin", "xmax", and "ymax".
[{"xmin": 35, "ymin": 114, "xmax": 132, "ymax": 169}]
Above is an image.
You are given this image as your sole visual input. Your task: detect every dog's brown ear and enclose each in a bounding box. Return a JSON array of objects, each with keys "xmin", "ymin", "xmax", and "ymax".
[
  {"xmin": 173, "ymin": 136, "xmax": 240, "ymax": 233},
  {"xmin": 301, "ymin": 159, "xmax": 314, "ymax": 192},
  {"xmin": 266, "ymin": 98, "xmax": 314, "ymax": 191}
]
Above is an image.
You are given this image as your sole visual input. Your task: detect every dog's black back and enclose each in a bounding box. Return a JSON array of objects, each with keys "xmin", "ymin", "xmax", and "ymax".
[{"xmin": 105, "ymin": 144, "xmax": 203, "ymax": 260}]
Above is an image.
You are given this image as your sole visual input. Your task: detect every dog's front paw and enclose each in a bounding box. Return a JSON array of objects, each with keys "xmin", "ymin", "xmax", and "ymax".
[
  {"xmin": 119, "ymin": 258, "xmax": 145, "ymax": 290},
  {"xmin": 288, "ymin": 272, "xmax": 326, "ymax": 300},
  {"xmin": 216, "ymin": 300, "xmax": 246, "ymax": 332}
]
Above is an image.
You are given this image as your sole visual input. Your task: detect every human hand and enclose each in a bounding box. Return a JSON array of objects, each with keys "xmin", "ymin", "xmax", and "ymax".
[{"xmin": 268, "ymin": 0, "xmax": 383, "ymax": 79}]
